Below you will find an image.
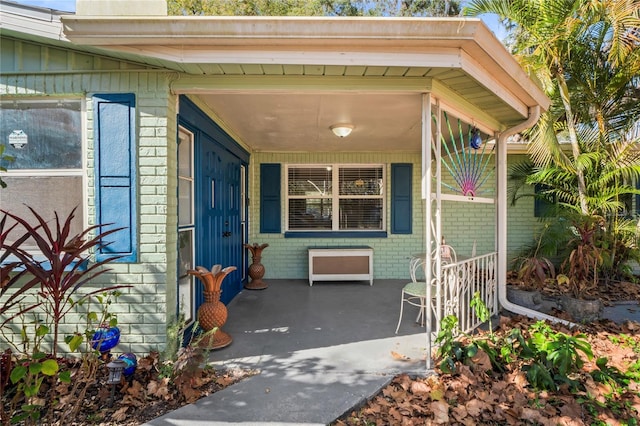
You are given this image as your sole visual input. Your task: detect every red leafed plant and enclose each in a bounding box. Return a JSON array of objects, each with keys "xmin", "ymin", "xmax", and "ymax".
[
  {"xmin": 0, "ymin": 214, "xmax": 41, "ymax": 328},
  {"xmin": 561, "ymin": 214, "xmax": 604, "ymax": 299},
  {"xmin": 513, "ymin": 223, "xmax": 556, "ymax": 290},
  {"xmin": 1, "ymin": 206, "xmax": 127, "ymax": 357}
]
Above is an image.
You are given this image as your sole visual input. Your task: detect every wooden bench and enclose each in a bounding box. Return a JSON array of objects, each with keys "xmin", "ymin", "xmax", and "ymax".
[{"xmin": 307, "ymin": 246, "xmax": 373, "ymax": 286}]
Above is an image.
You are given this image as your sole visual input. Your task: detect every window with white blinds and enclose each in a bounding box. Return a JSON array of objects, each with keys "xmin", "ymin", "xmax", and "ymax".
[{"xmin": 286, "ymin": 164, "xmax": 384, "ymax": 231}]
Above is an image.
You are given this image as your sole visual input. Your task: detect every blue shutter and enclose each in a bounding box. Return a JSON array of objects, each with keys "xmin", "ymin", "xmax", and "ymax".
[
  {"xmin": 260, "ymin": 163, "xmax": 281, "ymax": 233},
  {"xmin": 391, "ymin": 163, "xmax": 412, "ymax": 234},
  {"xmin": 93, "ymin": 93, "xmax": 137, "ymax": 262}
]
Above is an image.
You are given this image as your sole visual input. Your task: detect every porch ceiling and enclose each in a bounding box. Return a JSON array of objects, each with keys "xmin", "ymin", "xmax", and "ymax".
[
  {"xmin": 179, "ymin": 65, "xmax": 521, "ymax": 153},
  {"xmin": 197, "ymin": 91, "xmax": 423, "ymax": 153}
]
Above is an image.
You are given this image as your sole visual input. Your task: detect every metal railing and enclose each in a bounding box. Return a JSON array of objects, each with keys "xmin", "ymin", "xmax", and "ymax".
[{"xmin": 433, "ymin": 251, "xmax": 498, "ymax": 335}]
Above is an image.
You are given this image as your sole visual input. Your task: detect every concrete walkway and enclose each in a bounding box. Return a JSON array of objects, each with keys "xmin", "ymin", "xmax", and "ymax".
[{"xmin": 145, "ymin": 280, "xmax": 640, "ymax": 426}]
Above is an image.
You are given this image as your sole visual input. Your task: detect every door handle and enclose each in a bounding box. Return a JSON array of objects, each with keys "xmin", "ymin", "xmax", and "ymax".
[{"xmin": 222, "ymin": 231, "xmax": 232, "ymax": 237}]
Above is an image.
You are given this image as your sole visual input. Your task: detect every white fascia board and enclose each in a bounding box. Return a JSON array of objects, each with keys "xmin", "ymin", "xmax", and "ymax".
[
  {"xmin": 171, "ymin": 75, "xmax": 433, "ymax": 94},
  {"xmin": 59, "ymin": 15, "xmax": 549, "ymax": 116},
  {"xmin": 61, "ymin": 16, "xmax": 485, "ymax": 46},
  {"xmin": 108, "ymin": 45, "xmax": 464, "ymax": 68},
  {"xmin": 0, "ymin": 3, "xmax": 69, "ymax": 42},
  {"xmin": 463, "ymin": 23, "xmax": 550, "ymax": 111}
]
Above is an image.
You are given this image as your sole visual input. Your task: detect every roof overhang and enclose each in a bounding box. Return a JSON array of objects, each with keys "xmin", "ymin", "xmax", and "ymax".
[
  {"xmin": 2, "ymin": 2, "xmax": 550, "ymax": 152},
  {"xmin": 61, "ymin": 16, "xmax": 548, "ymax": 113}
]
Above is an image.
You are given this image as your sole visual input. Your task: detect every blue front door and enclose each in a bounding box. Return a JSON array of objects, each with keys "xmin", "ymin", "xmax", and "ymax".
[
  {"xmin": 178, "ymin": 96, "xmax": 249, "ymax": 314},
  {"xmin": 197, "ymin": 133, "xmax": 244, "ymax": 304}
]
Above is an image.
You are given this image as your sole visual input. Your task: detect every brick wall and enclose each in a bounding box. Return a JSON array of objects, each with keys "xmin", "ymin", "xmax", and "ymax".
[
  {"xmin": 249, "ymin": 152, "xmax": 540, "ymax": 281},
  {"xmin": 1, "ymin": 70, "xmax": 177, "ymax": 355}
]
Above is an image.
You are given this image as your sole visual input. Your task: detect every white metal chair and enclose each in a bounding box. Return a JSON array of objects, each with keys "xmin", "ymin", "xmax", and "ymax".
[
  {"xmin": 395, "ymin": 280, "xmax": 431, "ymax": 333},
  {"xmin": 395, "ymin": 244, "xmax": 457, "ymax": 333},
  {"xmin": 440, "ymin": 244, "xmax": 457, "ymax": 265}
]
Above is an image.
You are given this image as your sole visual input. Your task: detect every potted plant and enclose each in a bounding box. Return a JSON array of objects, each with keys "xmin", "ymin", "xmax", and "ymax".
[
  {"xmin": 507, "ymin": 223, "xmax": 559, "ymax": 312},
  {"xmin": 557, "ymin": 214, "xmax": 605, "ymax": 322}
]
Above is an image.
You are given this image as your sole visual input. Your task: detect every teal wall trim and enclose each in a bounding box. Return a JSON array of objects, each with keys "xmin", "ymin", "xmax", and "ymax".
[{"xmin": 93, "ymin": 93, "xmax": 138, "ymax": 263}]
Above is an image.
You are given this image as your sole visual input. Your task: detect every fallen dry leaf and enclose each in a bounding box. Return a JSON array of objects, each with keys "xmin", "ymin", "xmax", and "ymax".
[
  {"xmin": 125, "ymin": 380, "xmax": 144, "ymax": 398},
  {"xmin": 429, "ymin": 400, "xmax": 449, "ymax": 424},
  {"xmin": 147, "ymin": 378, "xmax": 171, "ymax": 400},
  {"xmin": 391, "ymin": 351, "xmax": 411, "ymax": 361},
  {"xmin": 521, "ymin": 407, "xmax": 543, "ymax": 423},
  {"xmin": 429, "ymin": 385, "xmax": 445, "ymax": 401},
  {"xmin": 216, "ymin": 374, "xmax": 237, "ymax": 386},
  {"xmin": 111, "ymin": 406, "xmax": 129, "ymax": 422},
  {"xmin": 470, "ymin": 348, "xmax": 493, "ymax": 372},
  {"xmin": 465, "ymin": 398, "xmax": 487, "ymax": 417},
  {"xmin": 410, "ymin": 380, "xmax": 430, "ymax": 395},
  {"xmin": 450, "ymin": 404, "xmax": 467, "ymax": 421}
]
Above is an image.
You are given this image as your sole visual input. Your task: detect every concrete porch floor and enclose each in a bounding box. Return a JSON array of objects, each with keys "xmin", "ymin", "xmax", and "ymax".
[
  {"xmin": 147, "ymin": 279, "xmax": 432, "ymax": 425},
  {"xmin": 215, "ymin": 279, "xmax": 430, "ymax": 363}
]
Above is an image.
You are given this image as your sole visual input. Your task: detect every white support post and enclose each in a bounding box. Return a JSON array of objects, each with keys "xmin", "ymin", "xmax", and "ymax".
[
  {"xmin": 434, "ymin": 99, "xmax": 442, "ymax": 333},
  {"xmin": 422, "ymin": 93, "xmax": 433, "ymax": 370},
  {"xmin": 493, "ymin": 131, "xmax": 500, "ymax": 313}
]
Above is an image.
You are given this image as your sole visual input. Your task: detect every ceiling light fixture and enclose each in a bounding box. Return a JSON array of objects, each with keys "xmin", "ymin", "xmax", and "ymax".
[{"xmin": 330, "ymin": 124, "xmax": 353, "ymax": 138}]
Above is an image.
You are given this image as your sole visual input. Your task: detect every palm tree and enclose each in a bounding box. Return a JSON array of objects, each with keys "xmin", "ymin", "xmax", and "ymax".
[
  {"xmin": 466, "ymin": 0, "xmax": 640, "ymax": 283},
  {"xmin": 464, "ymin": 0, "xmax": 640, "ymax": 215},
  {"xmin": 510, "ymin": 126, "xmax": 640, "ymax": 216}
]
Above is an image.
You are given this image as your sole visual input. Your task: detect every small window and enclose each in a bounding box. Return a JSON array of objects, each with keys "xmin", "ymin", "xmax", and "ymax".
[
  {"xmin": 286, "ymin": 164, "xmax": 384, "ymax": 232},
  {"xmin": 178, "ymin": 128, "xmax": 194, "ymax": 227},
  {"xmin": 177, "ymin": 127, "xmax": 195, "ymax": 325},
  {"xmin": 534, "ymin": 183, "xmax": 555, "ymax": 217},
  {"xmin": 0, "ymin": 99, "xmax": 84, "ymax": 248}
]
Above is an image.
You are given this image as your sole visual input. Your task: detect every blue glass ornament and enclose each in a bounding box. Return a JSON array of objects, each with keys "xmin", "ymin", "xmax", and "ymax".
[
  {"xmin": 118, "ymin": 353, "xmax": 137, "ymax": 376},
  {"xmin": 470, "ymin": 129, "xmax": 482, "ymax": 149},
  {"xmin": 91, "ymin": 326, "xmax": 120, "ymax": 353}
]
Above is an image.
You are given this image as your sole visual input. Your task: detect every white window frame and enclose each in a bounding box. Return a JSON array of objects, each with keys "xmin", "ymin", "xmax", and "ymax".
[
  {"xmin": 0, "ymin": 97, "xmax": 87, "ymax": 253},
  {"xmin": 177, "ymin": 126, "xmax": 196, "ymax": 325},
  {"xmin": 285, "ymin": 163, "xmax": 385, "ymax": 232}
]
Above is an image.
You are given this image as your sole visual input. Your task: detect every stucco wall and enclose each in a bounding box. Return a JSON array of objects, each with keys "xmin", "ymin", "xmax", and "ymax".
[{"xmin": 1, "ymin": 66, "xmax": 177, "ymax": 355}]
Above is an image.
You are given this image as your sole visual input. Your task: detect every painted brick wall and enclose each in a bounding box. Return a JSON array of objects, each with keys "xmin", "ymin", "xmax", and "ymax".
[
  {"xmin": 250, "ymin": 152, "xmax": 424, "ymax": 280},
  {"xmin": 1, "ymin": 71, "xmax": 177, "ymax": 355},
  {"xmin": 249, "ymin": 152, "xmax": 540, "ymax": 282},
  {"xmin": 504, "ymin": 154, "xmax": 543, "ymax": 268}
]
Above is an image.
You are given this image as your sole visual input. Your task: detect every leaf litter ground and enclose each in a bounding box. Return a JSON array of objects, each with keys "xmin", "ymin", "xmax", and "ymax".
[{"xmin": 335, "ymin": 315, "xmax": 640, "ymax": 425}]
